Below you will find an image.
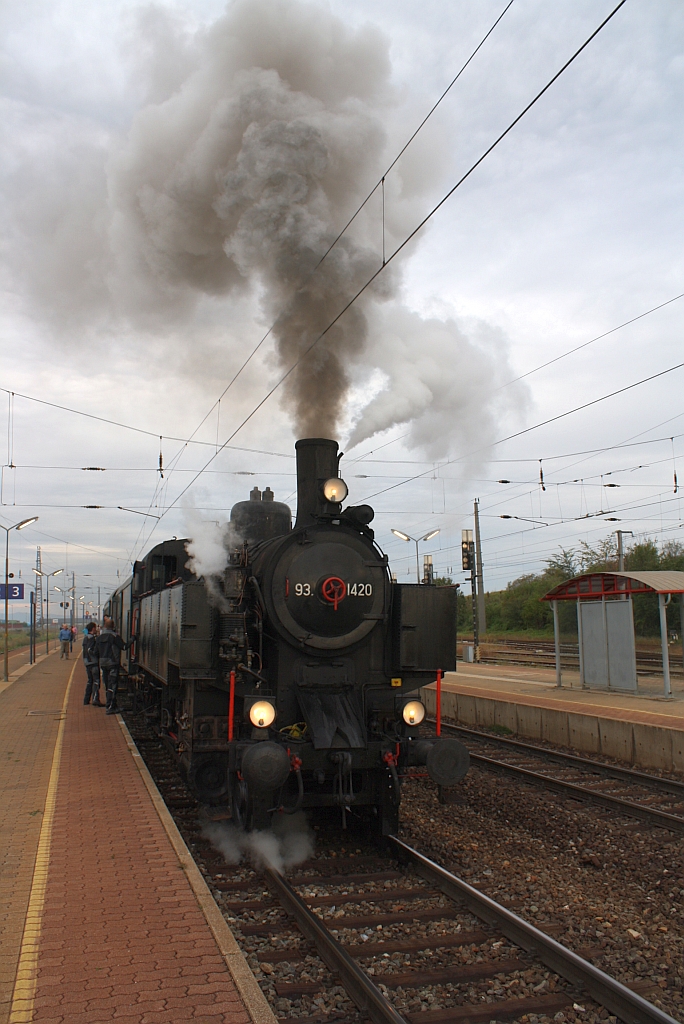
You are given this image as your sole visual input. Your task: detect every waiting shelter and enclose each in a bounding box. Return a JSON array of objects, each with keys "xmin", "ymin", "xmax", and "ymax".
[{"xmin": 541, "ymin": 571, "xmax": 684, "ymax": 697}]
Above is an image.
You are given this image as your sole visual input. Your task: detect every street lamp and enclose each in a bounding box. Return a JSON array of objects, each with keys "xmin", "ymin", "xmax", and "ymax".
[
  {"xmin": 33, "ymin": 566, "xmax": 64, "ymax": 656},
  {"xmin": 391, "ymin": 528, "xmax": 441, "ymax": 584},
  {"xmin": 1, "ymin": 516, "xmax": 39, "ymax": 682},
  {"xmin": 1, "ymin": 517, "xmax": 39, "ymax": 679}
]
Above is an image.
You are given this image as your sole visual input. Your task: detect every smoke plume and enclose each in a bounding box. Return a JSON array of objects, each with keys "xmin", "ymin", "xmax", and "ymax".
[
  {"xmin": 204, "ymin": 811, "xmax": 314, "ymax": 873},
  {"xmin": 6, "ymin": 0, "xmax": 526, "ymax": 451}
]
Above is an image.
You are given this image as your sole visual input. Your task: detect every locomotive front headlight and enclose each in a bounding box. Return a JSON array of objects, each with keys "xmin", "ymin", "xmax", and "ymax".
[
  {"xmin": 249, "ymin": 700, "xmax": 276, "ymax": 729},
  {"xmin": 322, "ymin": 477, "xmax": 348, "ymax": 503},
  {"xmin": 402, "ymin": 700, "xmax": 425, "ymax": 726}
]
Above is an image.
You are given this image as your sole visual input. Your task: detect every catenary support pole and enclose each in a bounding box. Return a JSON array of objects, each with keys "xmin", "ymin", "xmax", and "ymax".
[
  {"xmin": 4, "ymin": 529, "xmax": 9, "ymax": 682},
  {"xmin": 471, "ymin": 562, "xmax": 479, "ymax": 662},
  {"xmin": 436, "ymin": 669, "xmax": 442, "ymax": 736},
  {"xmin": 552, "ymin": 600, "xmax": 562, "ymax": 687},
  {"xmin": 29, "ymin": 591, "xmax": 34, "ymax": 665},
  {"xmin": 658, "ymin": 593, "xmax": 671, "ymax": 698},
  {"xmin": 474, "ymin": 500, "xmax": 486, "ymax": 634}
]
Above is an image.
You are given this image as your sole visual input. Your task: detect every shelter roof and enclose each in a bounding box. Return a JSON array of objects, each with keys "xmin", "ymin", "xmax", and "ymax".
[{"xmin": 542, "ymin": 570, "xmax": 684, "ymax": 602}]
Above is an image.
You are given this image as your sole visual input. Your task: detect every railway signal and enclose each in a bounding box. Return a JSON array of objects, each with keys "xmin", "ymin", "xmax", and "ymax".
[{"xmin": 462, "ymin": 529, "xmax": 479, "ymax": 661}]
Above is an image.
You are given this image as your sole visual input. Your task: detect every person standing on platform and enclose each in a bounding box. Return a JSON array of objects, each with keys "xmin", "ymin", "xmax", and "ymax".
[
  {"xmin": 82, "ymin": 622, "xmax": 101, "ymax": 705},
  {"xmin": 58, "ymin": 624, "xmax": 71, "ymax": 659},
  {"xmin": 96, "ymin": 616, "xmax": 133, "ymax": 715}
]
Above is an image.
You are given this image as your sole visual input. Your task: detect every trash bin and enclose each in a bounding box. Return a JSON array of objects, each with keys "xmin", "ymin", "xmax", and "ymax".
[{"xmin": 462, "ymin": 644, "xmax": 474, "ymax": 663}]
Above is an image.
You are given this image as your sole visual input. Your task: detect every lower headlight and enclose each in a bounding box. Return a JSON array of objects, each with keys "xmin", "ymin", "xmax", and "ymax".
[
  {"xmin": 249, "ymin": 700, "xmax": 276, "ymax": 728},
  {"xmin": 402, "ymin": 700, "xmax": 425, "ymax": 726}
]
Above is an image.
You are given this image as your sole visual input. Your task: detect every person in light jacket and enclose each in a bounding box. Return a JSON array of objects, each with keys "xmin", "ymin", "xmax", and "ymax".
[{"xmin": 58, "ymin": 624, "xmax": 71, "ymax": 659}]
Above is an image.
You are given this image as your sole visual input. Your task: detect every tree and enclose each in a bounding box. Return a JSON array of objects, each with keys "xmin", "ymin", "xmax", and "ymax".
[{"xmin": 479, "ymin": 532, "xmax": 684, "ymax": 638}]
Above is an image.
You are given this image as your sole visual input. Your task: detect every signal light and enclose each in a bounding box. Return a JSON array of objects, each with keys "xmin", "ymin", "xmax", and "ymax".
[{"xmin": 461, "ymin": 528, "xmax": 474, "ymax": 571}]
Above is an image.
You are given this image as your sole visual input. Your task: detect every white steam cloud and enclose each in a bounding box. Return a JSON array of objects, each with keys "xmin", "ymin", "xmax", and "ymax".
[
  {"xmin": 183, "ymin": 509, "xmax": 241, "ymax": 608},
  {"xmin": 204, "ymin": 811, "xmax": 314, "ymax": 873},
  {"xmin": 6, "ymin": 0, "xmax": 526, "ymax": 452}
]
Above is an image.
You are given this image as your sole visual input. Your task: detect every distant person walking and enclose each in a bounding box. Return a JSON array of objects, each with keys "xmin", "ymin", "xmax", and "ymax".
[
  {"xmin": 82, "ymin": 622, "xmax": 101, "ymax": 705},
  {"xmin": 58, "ymin": 624, "xmax": 71, "ymax": 659},
  {"xmin": 95, "ymin": 616, "xmax": 133, "ymax": 716}
]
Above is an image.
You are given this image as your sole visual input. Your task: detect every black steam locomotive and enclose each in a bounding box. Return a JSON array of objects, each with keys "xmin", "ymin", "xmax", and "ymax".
[{"xmin": 106, "ymin": 438, "xmax": 468, "ymax": 833}]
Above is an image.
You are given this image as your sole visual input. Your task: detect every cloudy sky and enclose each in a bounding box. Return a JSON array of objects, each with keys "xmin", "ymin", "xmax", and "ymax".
[{"xmin": 1, "ymin": 0, "xmax": 683, "ymax": 618}]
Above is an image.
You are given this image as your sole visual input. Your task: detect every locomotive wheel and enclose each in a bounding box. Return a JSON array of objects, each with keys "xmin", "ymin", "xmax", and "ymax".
[
  {"xmin": 231, "ymin": 777, "xmax": 249, "ymax": 829},
  {"xmin": 187, "ymin": 755, "xmax": 229, "ymax": 804}
]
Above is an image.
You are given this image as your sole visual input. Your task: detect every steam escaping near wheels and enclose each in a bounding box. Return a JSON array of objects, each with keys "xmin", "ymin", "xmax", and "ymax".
[{"xmin": 203, "ymin": 811, "xmax": 315, "ymax": 873}]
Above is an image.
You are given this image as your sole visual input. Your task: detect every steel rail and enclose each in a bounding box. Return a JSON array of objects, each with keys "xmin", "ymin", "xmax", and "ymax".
[
  {"xmin": 430, "ymin": 720, "xmax": 684, "ymax": 796},
  {"xmin": 263, "ymin": 866, "xmax": 408, "ymax": 1024},
  {"xmin": 389, "ymin": 837, "xmax": 678, "ymax": 1024},
  {"xmin": 470, "ymin": 752, "xmax": 684, "ymax": 833}
]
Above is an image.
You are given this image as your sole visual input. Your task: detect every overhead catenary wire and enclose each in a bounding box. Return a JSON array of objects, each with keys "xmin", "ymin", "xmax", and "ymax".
[
  {"xmin": 359, "ymin": 359, "xmax": 684, "ymax": 504},
  {"xmin": 315, "ymin": 0, "xmax": 517, "ymax": 269},
  {"xmin": 497, "ymin": 290, "xmax": 684, "ymax": 390}
]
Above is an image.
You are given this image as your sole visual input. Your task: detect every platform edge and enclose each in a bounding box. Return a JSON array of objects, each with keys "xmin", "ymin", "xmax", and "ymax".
[{"xmin": 117, "ymin": 716, "xmax": 278, "ymax": 1024}]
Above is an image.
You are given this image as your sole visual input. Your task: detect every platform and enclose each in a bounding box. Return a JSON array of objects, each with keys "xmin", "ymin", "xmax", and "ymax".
[
  {"xmin": 0, "ymin": 654, "xmax": 274, "ymax": 1024},
  {"xmin": 422, "ymin": 663, "xmax": 684, "ymax": 773}
]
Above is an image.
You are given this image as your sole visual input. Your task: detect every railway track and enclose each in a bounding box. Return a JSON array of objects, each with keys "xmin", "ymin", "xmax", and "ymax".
[
  {"xmin": 459, "ymin": 639, "xmax": 683, "ymax": 677},
  {"xmin": 123, "ymin": 710, "xmax": 682, "ymax": 1024},
  {"xmin": 431, "ymin": 721, "xmax": 684, "ymax": 835},
  {"xmin": 212, "ymin": 836, "xmax": 679, "ymax": 1024}
]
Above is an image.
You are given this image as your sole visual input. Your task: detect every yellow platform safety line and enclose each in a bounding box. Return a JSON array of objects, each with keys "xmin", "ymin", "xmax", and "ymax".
[{"xmin": 9, "ymin": 660, "xmax": 76, "ymax": 1023}]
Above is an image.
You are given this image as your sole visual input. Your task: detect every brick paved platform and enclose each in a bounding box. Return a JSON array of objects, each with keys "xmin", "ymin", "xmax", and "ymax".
[
  {"xmin": 0, "ymin": 653, "xmax": 71, "ymax": 1024},
  {"xmin": 2, "ymin": 657, "xmax": 265, "ymax": 1024}
]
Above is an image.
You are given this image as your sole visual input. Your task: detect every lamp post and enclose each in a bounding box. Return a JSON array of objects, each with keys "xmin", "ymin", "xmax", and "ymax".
[
  {"xmin": 2, "ymin": 517, "xmax": 39, "ymax": 682},
  {"xmin": 391, "ymin": 528, "xmax": 440, "ymax": 584},
  {"xmin": 33, "ymin": 567, "xmax": 64, "ymax": 655},
  {"xmin": 56, "ymin": 582, "xmax": 76, "ymax": 648}
]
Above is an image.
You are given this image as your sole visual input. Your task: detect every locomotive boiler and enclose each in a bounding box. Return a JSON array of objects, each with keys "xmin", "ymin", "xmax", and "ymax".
[{"xmin": 107, "ymin": 437, "xmax": 469, "ymax": 833}]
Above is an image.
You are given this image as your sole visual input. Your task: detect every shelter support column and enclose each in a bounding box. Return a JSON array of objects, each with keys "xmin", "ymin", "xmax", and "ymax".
[
  {"xmin": 681, "ymin": 596, "xmax": 684, "ymax": 685},
  {"xmin": 658, "ymin": 593, "xmax": 671, "ymax": 698},
  {"xmin": 577, "ymin": 599, "xmax": 585, "ymax": 688},
  {"xmin": 552, "ymin": 600, "xmax": 562, "ymax": 687}
]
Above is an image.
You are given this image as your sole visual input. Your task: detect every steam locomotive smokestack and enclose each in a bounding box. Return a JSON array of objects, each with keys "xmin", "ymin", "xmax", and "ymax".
[{"xmin": 295, "ymin": 438, "xmax": 340, "ymax": 528}]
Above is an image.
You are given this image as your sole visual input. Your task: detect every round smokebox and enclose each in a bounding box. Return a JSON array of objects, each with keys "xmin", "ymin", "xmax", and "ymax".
[
  {"xmin": 426, "ymin": 738, "xmax": 470, "ymax": 786},
  {"xmin": 241, "ymin": 742, "xmax": 291, "ymax": 794}
]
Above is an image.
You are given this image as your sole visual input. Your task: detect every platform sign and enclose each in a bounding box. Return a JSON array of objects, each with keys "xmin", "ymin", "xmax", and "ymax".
[{"xmin": 0, "ymin": 583, "xmax": 24, "ymax": 600}]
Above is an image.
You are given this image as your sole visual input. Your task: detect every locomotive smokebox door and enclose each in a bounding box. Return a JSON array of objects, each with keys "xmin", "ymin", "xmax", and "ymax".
[{"xmin": 391, "ymin": 584, "xmax": 457, "ymax": 673}]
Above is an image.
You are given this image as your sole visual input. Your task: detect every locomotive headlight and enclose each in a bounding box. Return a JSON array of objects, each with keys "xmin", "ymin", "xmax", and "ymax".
[
  {"xmin": 249, "ymin": 700, "xmax": 276, "ymax": 729},
  {"xmin": 322, "ymin": 477, "xmax": 348, "ymax": 503},
  {"xmin": 401, "ymin": 700, "xmax": 425, "ymax": 726}
]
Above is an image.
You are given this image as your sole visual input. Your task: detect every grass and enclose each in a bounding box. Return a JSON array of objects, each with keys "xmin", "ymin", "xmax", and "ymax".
[{"xmin": 0, "ymin": 629, "xmax": 50, "ymax": 655}]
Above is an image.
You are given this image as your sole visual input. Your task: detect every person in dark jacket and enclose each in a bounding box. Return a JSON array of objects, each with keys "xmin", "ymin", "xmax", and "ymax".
[
  {"xmin": 96, "ymin": 616, "xmax": 133, "ymax": 715},
  {"xmin": 82, "ymin": 622, "xmax": 101, "ymax": 705}
]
